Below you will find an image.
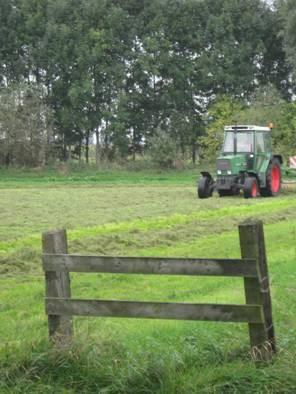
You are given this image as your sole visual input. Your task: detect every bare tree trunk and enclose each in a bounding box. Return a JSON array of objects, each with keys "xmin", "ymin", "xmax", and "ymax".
[
  {"xmin": 191, "ymin": 137, "xmax": 196, "ymax": 164},
  {"xmin": 192, "ymin": 144, "xmax": 196, "ymax": 164},
  {"xmin": 78, "ymin": 139, "xmax": 82, "ymax": 163},
  {"xmin": 132, "ymin": 127, "xmax": 136, "ymax": 161},
  {"xmin": 62, "ymin": 135, "xmax": 67, "ymax": 161},
  {"xmin": 85, "ymin": 130, "xmax": 90, "ymax": 164},
  {"xmin": 95, "ymin": 128, "xmax": 100, "ymax": 166}
]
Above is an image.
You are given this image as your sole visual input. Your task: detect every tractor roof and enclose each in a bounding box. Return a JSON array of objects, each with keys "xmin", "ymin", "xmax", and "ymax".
[{"xmin": 224, "ymin": 125, "xmax": 271, "ymax": 132}]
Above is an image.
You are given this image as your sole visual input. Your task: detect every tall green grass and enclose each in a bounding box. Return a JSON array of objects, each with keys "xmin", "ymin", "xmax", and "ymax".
[{"xmin": 0, "ymin": 171, "xmax": 296, "ymax": 392}]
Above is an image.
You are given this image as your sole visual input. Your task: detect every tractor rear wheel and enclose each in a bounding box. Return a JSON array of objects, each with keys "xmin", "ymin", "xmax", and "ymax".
[
  {"xmin": 198, "ymin": 176, "xmax": 213, "ymax": 199},
  {"xmin": 243, "ymin": 177, "xmax": 259, "ymax": 199},
  {"xmin": 260, "ymin": 159, "xmax": 281, "ymax": 197}
]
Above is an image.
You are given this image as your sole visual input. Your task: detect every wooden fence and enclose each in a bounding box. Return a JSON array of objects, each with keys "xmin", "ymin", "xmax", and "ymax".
[{"xmin": 42, "ymin": 219, "xmax": 275, "ymax": 360}]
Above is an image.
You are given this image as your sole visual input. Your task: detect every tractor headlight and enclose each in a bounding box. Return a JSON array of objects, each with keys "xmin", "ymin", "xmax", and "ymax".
[
  {"xmin": 217, "ymin": 170, "xmax": 222, "ymax": 175},
  {"xmin": 227, "ymin": 170, "xmax": 232, "ymax": 175}
]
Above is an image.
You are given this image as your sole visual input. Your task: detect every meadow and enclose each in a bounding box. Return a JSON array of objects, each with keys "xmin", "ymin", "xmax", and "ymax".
[{"xmin": 0, "ymin": 168, "xmax": 295, "ymax": 393}]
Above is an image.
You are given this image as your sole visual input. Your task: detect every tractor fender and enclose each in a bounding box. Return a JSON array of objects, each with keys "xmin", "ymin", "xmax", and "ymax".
[
  {"xmin": 200, "ymin": 171, "xmax": 213, "ymax": 181},
  {"xmin": 261, "ymin": 155, "xmax": 283, "ymax": 174},
  {"xmin": 243, "ymin": 171, "xmax": 264, "ymax": 189},
  {"xmin": 245, "ymin": 171, "xmax": 260, "ymax": 182}
]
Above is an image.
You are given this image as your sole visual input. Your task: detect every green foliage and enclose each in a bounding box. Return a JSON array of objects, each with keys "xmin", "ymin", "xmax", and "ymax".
[
  {"xmin": 0, "ymin": 0, "xmax": 292, "ymax": 166},
  {"xmin": 148, "ymin": 128, "xmax": 178, "ymax": 168},
  {"xmin": 199, "ymin": 85, "xmax": 296, "ymax": 161},
  {"xmin": 199, "ymin": 96, "xmax": 243, "ymax": 158},
  {"xmin": 0, "ymin": 83, "xmax": 53, "ymax": 166},
  {"xmin": 236, "ymin": 84, "xmax": 289, "ymax": 156},
  {"xmin": 274, "ymin": 102, "xmax": 296, "ymax": 159},
  {"xmin": 280, "ymin": 0, "xmax": 296, "ymax": 80},
  {"xmin": 237, "ymin": 84, "xmax": 286, "ymax": 126}
]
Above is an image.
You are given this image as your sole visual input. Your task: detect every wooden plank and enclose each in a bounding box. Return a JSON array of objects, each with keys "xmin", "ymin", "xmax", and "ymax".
[
  {"xmin": 42, "ymin": 229, "xmax": 72, "ymax": 343},
  {"xmin": 45, "ymin": 298, "xmax": 263, "ymax": 323},
  {"xmin": 42, "ymin": 255, "xmax": 257, "ymax": 277},
  {"xmin": 253, "ymin": 221, "xmax": 276, "ymax": 352},
  {"xmin": 239, "ymin": 219, "xmax": 274, "ymax": 360}
]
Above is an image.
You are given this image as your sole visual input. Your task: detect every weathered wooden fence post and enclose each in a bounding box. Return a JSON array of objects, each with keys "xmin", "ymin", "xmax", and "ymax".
[
  {"xmin": 42, "ymin": 229, "xmax": 72, "ymax": 344},
  {"xmin": 239, "ymin": 219, "xmax": 275, "ymax": 360},
  {"xmin": 41, "ymin": 222, "xmax": 275, "ymax": 359}
]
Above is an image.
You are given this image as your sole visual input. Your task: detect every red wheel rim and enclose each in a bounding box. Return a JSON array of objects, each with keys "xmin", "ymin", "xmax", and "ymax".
[
  {"xmin": 251, "ymin": 181, "xmax": 257, "ymax": 197},
  {"xmin": 271, "ymin": 165, "xmax": 280, "ymax": 193}
]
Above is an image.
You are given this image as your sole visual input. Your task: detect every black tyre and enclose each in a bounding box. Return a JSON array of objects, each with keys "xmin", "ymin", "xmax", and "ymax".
[
  {"xmin": 198, "ymin": 176, "xmax": 212, "ymax": 199},
  {"xmin": 243, "ymin": 177, "xmax": 259, "ymax": 199},
  {"xmin": 260, "ymin": 159, "xmax": 281, "ymax": 197}
]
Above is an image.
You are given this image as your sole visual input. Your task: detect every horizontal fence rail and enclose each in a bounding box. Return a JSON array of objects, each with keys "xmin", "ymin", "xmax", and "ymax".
[
  {"xmin": 46, "ymin": 298, "xmax": 264, "ymax": 323},
  {"xmin": 42, "ymin": 219, "xmax": 276, "ymax": 361},
  {"xmin": 43, "ymin": 254, "xmax": 258, "ymax": 277}
]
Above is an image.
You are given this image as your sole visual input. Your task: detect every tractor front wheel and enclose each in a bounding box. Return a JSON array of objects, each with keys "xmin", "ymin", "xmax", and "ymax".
[
  {"xmin": 243, "ymin": 177, "xmax": 259, "ymax": 199},
  {"xmin": 261, "ymin": 159, "xmax": 281, "ymax": 197},
  {"xmin": 198, "ymin": 176, "xmax": 213, "ymax": 199}
]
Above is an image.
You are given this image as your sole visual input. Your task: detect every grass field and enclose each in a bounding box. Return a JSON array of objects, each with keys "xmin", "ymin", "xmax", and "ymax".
[{"xmin": 0, "ymin": 168, "xmax": 296, "ymax": 393}]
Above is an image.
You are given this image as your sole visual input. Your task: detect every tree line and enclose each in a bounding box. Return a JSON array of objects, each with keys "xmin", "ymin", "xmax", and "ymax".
[{"xmin": 0, "ymin": 0, "xmax": 296, "ymax": 167}]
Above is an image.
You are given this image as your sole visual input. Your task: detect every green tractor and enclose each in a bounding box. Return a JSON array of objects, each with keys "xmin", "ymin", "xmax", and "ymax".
[{"xmin": 198, "ymin": 125, "xmax": 282, "ymax": 199}]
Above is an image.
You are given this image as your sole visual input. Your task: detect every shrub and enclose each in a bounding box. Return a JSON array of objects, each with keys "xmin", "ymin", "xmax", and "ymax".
[{"xmin": 148, "ymin": 129, "xmax": 178, "ymax": 169}]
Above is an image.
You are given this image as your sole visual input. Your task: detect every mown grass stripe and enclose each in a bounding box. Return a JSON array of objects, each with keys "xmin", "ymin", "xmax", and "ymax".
[{"xmin": 1, "ymin": 197, "xmax": 296, "ymax": 256}]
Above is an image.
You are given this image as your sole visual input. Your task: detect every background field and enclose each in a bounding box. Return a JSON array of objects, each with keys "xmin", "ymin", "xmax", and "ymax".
[{"xmin": 0, "ymin": 169, "xmax": 295, "ymax": 393}]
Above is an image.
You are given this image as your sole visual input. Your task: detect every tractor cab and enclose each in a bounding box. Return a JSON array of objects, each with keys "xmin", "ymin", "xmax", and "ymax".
[
  {"xmin": 222, "ymin": 127, "xmax": 254, "ymax": 155},
  {"xmin": 217, "ymin": 125, "xmax": 272, "ymax": 175},
  {"xmin": 198, "ymin": 125, "xmax": 282, "ymax": 199}
]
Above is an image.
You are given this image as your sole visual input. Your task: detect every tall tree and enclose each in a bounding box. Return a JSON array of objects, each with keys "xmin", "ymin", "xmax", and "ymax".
[
  {"xmin": 0, "ymin": 0, "xmax": 292, "ymax": 166},
  {"xmin": 278, "ymin": 0, "xmax": 296, "ymax": 78},
  {"xmin": 0, "ymin": 82, "xmax": 53, "ymax": 166}
]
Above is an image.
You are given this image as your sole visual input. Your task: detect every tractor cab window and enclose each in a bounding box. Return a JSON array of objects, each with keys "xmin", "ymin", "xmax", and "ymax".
[
  {"xmin": 223, "ymin": 131, "xmax": 253, "ymax": 153},
  {"xmin": 223, "ymin": 132, "xmax": 235, "ymax": 153},
  {"xmin": 237, "ymin": 132, "xmax": 253, "ymax": 152}
]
